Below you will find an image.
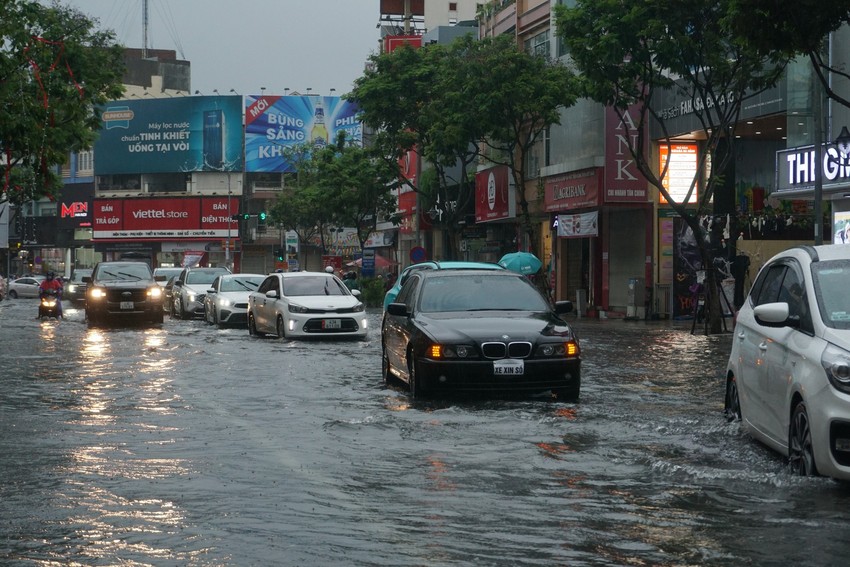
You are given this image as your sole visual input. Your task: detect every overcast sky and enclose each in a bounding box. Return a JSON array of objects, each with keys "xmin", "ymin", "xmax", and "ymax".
[{"xmin": 58, "ymin": 0, "xmax": 382, "ymax": 97}]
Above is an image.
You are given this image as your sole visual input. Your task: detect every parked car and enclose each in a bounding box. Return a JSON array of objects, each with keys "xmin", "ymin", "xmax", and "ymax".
[
  {"xmin": 171, "ymin": 266, "xmax": 231, "ymax": 319},
  {"xmin": 65, "ymin": 268, "xmax": 93, "ymax": 304},
  {"xmin": 153, "ymin": 267, "xmax": 183, "ymax": 287},
  {"xmin": 6, "ymin": 275, "xmax": 45, "ymax": 299},
  {"xmin": 382, "ymin": 269, "xmax": 580, "ymax": 399},
  {"xmin": 204, "ymin": 273, "xmax": 265, "ymax": 327},
  {"xmin": 383, "ymin": 261, "xmax": 506, "ymax": 310},
  {"xmin": 725, "ymin": 244, "xmax": 850, "ymax": 481},
  {"xmin": 247, "ymin": 271, "xmax": 368, "ymax": 339},
  {"xmin": 84, "ymin": 261, "xmax": 164, "ymax": 326}
]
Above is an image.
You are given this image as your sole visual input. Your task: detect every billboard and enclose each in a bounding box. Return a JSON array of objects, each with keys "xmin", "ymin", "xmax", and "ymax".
[
  {"xmin": 244, "ymin": 95, "xmax": 362, "ymax": 173},
  {"xmin": 92, "ymin": 196, "xmax": 239, "ymax": 241},
  {"xmin": 57, "ymin": 184, "xmax": 95, "ymax": 229},
  {"xmin": 475, "ymin": 165, "xmax": 515, "ymax": 223},
  {"xmin": 659, "ymin": 143, "xmax": 699, "ymax": 204},
  {"xmin": 94, "ymin": 96, "xmax": 244, "ymax": 174}
]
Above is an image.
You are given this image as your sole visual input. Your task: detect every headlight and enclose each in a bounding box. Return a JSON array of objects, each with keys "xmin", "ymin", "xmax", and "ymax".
[
  {"xmin": 289, "ymin": 303, "xmax": 309, "ymax": 313},
  {"xmin": 147, "ymin": 286, "xmax": 162, "ymax": 299},
  {"xmin": 538, "ymin": 340, "xmax": 581, "ymax": 358},
  {"xmin": 823, "ymin": 342, "xmax": 850, "ymax": 395},
  {"xmin": 67, "ymin": 284, "xmax": 77, "ymax": 293},
  {"xmin": 353, "ymin": 302, "xmax": 365, "ymax": 312},
  {"xmin": 89, "ymin": 287, "xmax": 106, "ymax": 300},
  {"xmin": 187, "ymin": 292, "xmax": 196, "ymax": 302},
  {"xmin": 426, "ymin": 344, "xmax": 477, "ymax": 359},
  {"xmin": 220, "ymin": 298, "xmax": 232, "ymax": 307}
]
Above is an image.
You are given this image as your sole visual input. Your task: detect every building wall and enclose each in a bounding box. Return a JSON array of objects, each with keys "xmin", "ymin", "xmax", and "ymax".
[{"xmin": 424, "ymin": 0, "xmax": 480, "ymax": 28}]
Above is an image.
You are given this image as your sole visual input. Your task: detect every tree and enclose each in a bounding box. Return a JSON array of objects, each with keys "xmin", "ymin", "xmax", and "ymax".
[
  {"xmin": 314, "ymin": 133, "xmax": 400, "ymax": 253},
  {"xmin": 555, "ymin": 0, "xmax": 786, "ymax": 333},
  {"xmin": 728, "ymin": 0, "xmax": 850, "ymax": 108},
  {"xmin": 0, "ymin": 0, "xmax": 125, "ymax": 206},
  {"xmin": 471, "ymin": 34, "xmax": 578, "ymax": 257},
  {"xmin": 349, "ymin": 34, "xmax": 577, "ymax": 259}
]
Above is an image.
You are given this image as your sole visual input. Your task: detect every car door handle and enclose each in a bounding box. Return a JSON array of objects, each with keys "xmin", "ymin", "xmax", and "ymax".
[
  {"xmin": 758, "ymin": 341, "xmax": 768, "ymax": 351},
  {"xmin": 737, "ymin": 331, "xmax": 746, "ymax": 340}
]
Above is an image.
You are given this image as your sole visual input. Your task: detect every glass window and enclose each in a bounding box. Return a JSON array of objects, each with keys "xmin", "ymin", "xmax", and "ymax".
[
  {"xmin": 813, "ymin": 260, "xmax": 850, "ymax": 329},
  {"xmin": 777, "ymin": 266, "xmax": 813, "ymax": 333},
  {"xmin": 752, "ymin": 264, "xmax": 786, "ymax": 306},
  {"xmin": 419, "ymin": 274, "xmax": 549, "ymax": 313}
]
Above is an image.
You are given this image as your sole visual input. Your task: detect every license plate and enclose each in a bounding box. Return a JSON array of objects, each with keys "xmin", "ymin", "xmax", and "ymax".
[
  {"xmin": 322, "ymin": 318, "xmax": 341, "ymax": 329},
  {"xmin": 493, "ymin": 359, "xmax": 524, "ymax": 376},
  {"xmin": 120, "ymin": 301, "xmax": 134, "ymax": 310}
]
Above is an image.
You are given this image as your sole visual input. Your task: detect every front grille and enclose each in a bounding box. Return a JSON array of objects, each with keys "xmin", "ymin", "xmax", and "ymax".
[
  {"xmin": 106, "ymin": 289, "xmax": 148, "ymax": 302},
  {"xmin": 303, "ymin": 318, "xmax": 359, "ymax": 333},
  {"xmin": 302, "ymin": 306, "xmax": 361, "ymax": 314},
  {"xmin": 482, "ymin": 341, "xmax": 532, "ymax": 359},
  {"xmin": 233, "ymin": 302, "xmax": 248, "ymax": 309}
]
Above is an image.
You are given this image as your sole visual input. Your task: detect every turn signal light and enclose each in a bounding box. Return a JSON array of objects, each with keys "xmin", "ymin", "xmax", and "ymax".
[
  {"xmin": 566, "ymin": 340, "xmax": 580, "ymax": 357},
  {"xmin": 429, "ymin": 345, "xmax": 442, "ymax": 359}
]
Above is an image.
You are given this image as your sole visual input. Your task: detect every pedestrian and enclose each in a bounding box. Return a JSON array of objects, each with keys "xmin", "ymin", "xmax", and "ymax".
[{"xmin": 342, "ymin": 271, "xmax": 360, "ymax": 291}]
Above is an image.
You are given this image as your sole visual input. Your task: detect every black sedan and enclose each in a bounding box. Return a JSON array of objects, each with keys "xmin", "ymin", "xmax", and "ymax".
[{"xmin": 382, "ymin": 269, "xmax": 581, "ymax": 399}]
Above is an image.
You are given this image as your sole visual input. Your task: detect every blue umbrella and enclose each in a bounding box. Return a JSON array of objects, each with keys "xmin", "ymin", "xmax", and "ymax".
[{"xmin": 498, "ymin": 252, "xmax": 542, "ymax": 275}]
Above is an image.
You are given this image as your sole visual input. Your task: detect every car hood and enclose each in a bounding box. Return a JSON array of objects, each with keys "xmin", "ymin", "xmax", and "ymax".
[
  {"xmin": 416, "ymin": 311, "xmax": 573, "ymax": 342},
  {"xmin": 95, "ymin": 279, "xmax": 155, "ymax": 288},
  {"xmin": 286, "ymin": 295, "xmax": 361, "ymax": 310},
  {"xmin": 218, "ymin": 291, "xmax": 252, "ymax": 302}
]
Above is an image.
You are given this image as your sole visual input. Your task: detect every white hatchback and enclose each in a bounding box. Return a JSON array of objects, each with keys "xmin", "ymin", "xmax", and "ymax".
[
  {"xmin": 247, "ymin": 271, "xmax": 368, "ymax": 339},
  {"xmin": 725, "ymin": 244, "xmax": 850, "ymax": 480}
]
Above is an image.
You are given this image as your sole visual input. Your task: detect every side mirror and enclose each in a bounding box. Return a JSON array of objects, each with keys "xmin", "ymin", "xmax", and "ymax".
[
  {"xmin": 753, "ymin": 302, "xmax": 798, "ymax": 328},
  {"xmin": 351, "ymin": 289, "xmax": 362, "ymax": 298},
  {"xmin": 265, "ymin": 289, "xmax": 280, "ymax": 299},
  {"xmin": 387, "ymin": 302, "xmax": 409, "ymax": 317},
  {"xmin": 554, "ymin": 300, "xmax": 573, "ymax": 315},
  {"xmin": 207, "ymin": 288, "xmax": 216, "ymax": 294}
]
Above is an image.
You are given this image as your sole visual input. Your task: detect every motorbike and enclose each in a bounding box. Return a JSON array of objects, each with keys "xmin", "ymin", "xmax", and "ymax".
[{"xmin": 38, "ymin": 289, "xmax": 62, "ymax": 319}]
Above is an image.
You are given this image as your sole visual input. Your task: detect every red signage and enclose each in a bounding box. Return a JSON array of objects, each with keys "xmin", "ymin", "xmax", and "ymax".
[
  {"xmin": 384, "ymin": 34, "xmax": 423, "ymax": 52},
  {"xmin": 397, "ymin": 191, "xmax": 417, "ymax": 235},
  {"xmin": 604, "ymin": 105, "xmax": 649, "ymax": 202},
  {"xmin": 544, "ymin": 168, "xmax": 602, "ymax": 212},
  {"xmin": 92, "ymin": 196, "xmax": 239, "ymax": 241},
  {"xmin": 475, "ymin": 165, "xmax": 513, "ymax": 223}
]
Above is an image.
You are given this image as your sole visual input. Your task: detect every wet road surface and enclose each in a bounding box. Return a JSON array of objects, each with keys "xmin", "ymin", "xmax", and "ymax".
[{"xmin": 2, "ymin": 298, "xmax": 850, "ymax": 566}]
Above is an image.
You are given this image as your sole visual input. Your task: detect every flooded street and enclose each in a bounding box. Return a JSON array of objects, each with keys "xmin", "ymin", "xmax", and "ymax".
[{"xmin": 2, "ymin": 298, "xmax": 849, "ymax": 566}]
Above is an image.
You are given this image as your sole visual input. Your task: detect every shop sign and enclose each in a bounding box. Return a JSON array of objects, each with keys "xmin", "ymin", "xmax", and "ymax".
[
  {"xmin": 776, "ymin": 144, "xmax": 850, "ymax": 193},
  {"xmin": 544, "ymin": 168, "xmax": 601, "ymax": 211},
  {"xmin": 604, "ymin": 106, "xmax": 649, "ymax": 202},
  {"xmin": 556, "ymin": 211, "xmax": 599, "ymax": 238},
  {"xmin": 475, "ymin": 165, "xmax": 515, "ymax": 222},
  {"xmin": 92, "ymin": 196, "xmax": 240, "ymax": 240}
]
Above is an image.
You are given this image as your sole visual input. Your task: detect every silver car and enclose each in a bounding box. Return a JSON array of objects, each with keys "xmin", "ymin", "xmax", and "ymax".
[
  {"xmin": 6, "ymin": 276, "xmax": 45, "ymax": 299},
  {"xmin": 172, "ymin": 266, "xmax": 231, "ymax": 319},
  {"xmin": 725, "ymin": 244, "xmax": 850, "ymax": 480},
  {"xmin": 203, "ymin": 273, "xmax": 265, "ymax": 327}
]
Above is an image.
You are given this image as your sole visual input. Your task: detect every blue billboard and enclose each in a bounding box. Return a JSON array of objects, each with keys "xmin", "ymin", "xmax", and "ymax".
[
  {"xmin": 244, "ymin": 95, "xmax": 362, "ymax": 173},
  {"xmin": 94, "ymin": 96, "xmax": 244, "ymax": 174}
]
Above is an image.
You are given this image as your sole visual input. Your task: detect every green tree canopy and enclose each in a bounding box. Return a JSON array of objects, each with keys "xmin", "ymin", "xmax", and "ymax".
[{"xmin": 1, "ymin": 0, "xmax": 125, "ymax": 205}]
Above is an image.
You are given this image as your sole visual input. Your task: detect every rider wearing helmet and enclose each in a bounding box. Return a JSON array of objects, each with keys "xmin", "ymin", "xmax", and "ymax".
[{"xmin": 39, "ymin": 272, "xmax": 64, "ymax": 318}]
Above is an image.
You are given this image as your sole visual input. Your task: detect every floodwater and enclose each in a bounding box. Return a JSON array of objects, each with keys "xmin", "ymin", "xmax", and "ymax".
[{"xmin": 2, "ymin": 298, "xmax": 849, "ymax": 566}]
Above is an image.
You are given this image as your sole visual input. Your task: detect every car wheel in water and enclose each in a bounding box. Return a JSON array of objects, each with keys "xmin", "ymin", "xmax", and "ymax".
[
  {"xmin": 276, "ymin": 315, "xmax": 286, "ymax": 339},
  {"xmin": 381, "ymin": 346, "xmax": 391, "ymax": 386},
  {"xmin": 248, "ymin": 313, "xmax": 263, "ymax": 337},
  {"xmin": 9, "ymin": 290, "xmax": 17, "ymax": 299},
  {"xmin": 789, "ymin": 401, "xmax": 818, "ymax": 476},
  {"xmin": 152, "ymin": 311, "xmax": 164, "ymax": 324},
  {"xmin": 172, "ymin": 298, "xmax": 181, "ymax": 319},
  {"xmin": 725, "ymin": 375, "xmax": 741, "ymax": 422},
  {"xmin": 555, "ymin": 376, "xmax": 581, "ymax": 402},
  {"xmin": 408, "ymin": 351, "xmax": 421, "ymax": 398}
]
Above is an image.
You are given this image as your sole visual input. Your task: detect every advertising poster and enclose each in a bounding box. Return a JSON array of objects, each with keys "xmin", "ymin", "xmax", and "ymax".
[
  {"xmin": 659, "ymin": 143, "xmax": 699, "ymax": 204},
  {"xmin": 672, "ymin": 217, "xmax": 703, "ymax": 318},
  {"xmin": 834, "ymin": 210, "xmax": 850, "ymax": 244},
  {"xmin": 57, "ymin": 184, "xmax": 95, "ymax": 229},
  {"xmin": 556, "ymin": 211, "xmax": 599, "ymax": 238},
  {"xmin": 244, "ymin": 95, "xmax": 362, "ymax": 173},
  {"xmin": 92, "ymin": 196, "xmax": 239, "ymax": 241},
  {"xmin": 95, "ymin": 96, "xmax": 244, "ymax": 174}
]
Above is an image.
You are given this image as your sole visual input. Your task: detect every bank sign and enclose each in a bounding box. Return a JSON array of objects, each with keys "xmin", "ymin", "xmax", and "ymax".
[
  {"xmin": 244, "ymin": 95, "xmax": 362, "ymax": 172},
  {"xmin": 94, "ymin": 96, "xmax": 244, "ymax": 174},
  {"xmin": 776, "ymin": 144, "xmax": 850, "ymax": 194},
  {"xmin": 92, "ymin": 197, "xmax": 239, "ymax": 241}
]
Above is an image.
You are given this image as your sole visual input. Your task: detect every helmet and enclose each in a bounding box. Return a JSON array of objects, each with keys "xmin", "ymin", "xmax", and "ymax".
[
  {"xmin": 46, "ymin": 271, "xmax": 55, "ymax": 280},
  {"xmin": 325, "ymin": 266, "xmax": 334, "ymax": 274}
]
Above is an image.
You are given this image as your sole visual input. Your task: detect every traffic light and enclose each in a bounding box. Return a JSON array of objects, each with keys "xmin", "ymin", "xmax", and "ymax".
[
  {"xmin": 275, "ymin": 248, "xmax": 285, "ymax": 261},
  {"xmin": 241, "ymin": 212, "xmax": 250, "ymax": 221},
  {"xmin": 258, "ymin": 211, "xmax": 267, "ymax": 222}
]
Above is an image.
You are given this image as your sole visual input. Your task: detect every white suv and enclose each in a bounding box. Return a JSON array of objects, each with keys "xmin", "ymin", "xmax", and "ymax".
[
  {"xmin": 725, "ymin": 244, "xmax": 850, "ymax": 480},
  {"xmin": 171, "ymin": 266, "xmax": 230, "ymax": 319}
]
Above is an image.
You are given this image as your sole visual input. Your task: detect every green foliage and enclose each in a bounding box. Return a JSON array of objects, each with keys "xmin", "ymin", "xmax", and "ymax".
[
  {"xmin": 358, "ymin": 277, "xmax": 386, "ymax": 308},
  {"xmin": 349, "ymin": 33, "xmax": 578, "ymax": 258},
  {"xmin": 1, "ymin": 0, "xmax": 125, "ymax": 205}
]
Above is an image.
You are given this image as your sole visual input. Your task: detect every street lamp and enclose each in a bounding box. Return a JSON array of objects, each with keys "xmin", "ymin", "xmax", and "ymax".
[{"xmin": 836, "ymin": 126, "xmax": 850, "ymax": 159}]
